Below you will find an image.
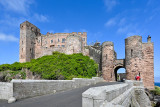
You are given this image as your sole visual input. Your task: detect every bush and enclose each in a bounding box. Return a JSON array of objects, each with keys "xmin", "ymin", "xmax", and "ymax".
[
  {"xmin": 0, "ymin": 52, "xmax": 98, "ymax": 80},
  {"xmin": 0, "ymin": 64, "xmax": 11, "ymax": 71},
  {"xmin": 150, "ymin": 86, "xmax": 160, "ymax": 96},
  {"xmin": 26, "ymin": 52, "xmax": 98, "ymax": 80}
]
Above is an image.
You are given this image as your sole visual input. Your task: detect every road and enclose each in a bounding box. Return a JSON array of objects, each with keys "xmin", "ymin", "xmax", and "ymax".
[{"xmin": 0, "ymin": 82, "xmax": 122, "ymax": 107}]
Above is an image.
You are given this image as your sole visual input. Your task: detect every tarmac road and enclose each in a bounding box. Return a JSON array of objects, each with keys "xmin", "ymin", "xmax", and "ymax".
[{"xmin": 0, "ymin": 82, "xmax": 122, "ymax": 107}]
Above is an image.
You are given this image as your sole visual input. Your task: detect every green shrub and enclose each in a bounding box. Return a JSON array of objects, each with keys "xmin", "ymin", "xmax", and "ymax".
[
  {"xmin": 0, "ymin": 64, "xmax": 11, "ymax": 71},
  {"xmin": 0, "ymin": 52, "xmax": 98, "ymax": 80},
  {"xmin": 26, "ymin": 52, "xmax": 98, "ymax": 80},
  {"xmin": 150, "ymin": 86, "xmax": 160, "ymax": 96}
]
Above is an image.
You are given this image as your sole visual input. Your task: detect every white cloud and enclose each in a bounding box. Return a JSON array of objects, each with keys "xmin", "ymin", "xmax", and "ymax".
[
  {"xmin": 105, "ymin": 18, "xmax": 116, "ymax": 27},
  {"xmin": 117, "ymin": 25, "xmax": 130, "ymax": 34},
  {"xmin": 80, "ymin": 29, "xmax": 88, "ymax": 32},
  {"xmin": 0, "ymin": 0, "xmax": 33, "ymax": 15},
  {"xmin": 0, "ymin": 15, "xmax": 26, "ymax": 27},
  {"xmin": 104, "ymin": 0, "xmax": 118, "ymax": 11},
  {"xmin": 33, "ymin": 14, "xmax": 49, "ymax": 22},
  {"xmin": 119, "ymin": 18, "xmax": 126, "ymax": 26},
  {"xmin": 0, "ymin": 33, "xmax": 18, "ymax": 42}
]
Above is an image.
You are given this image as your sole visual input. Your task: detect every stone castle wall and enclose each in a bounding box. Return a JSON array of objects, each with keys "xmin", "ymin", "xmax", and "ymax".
[
  {"xmin": 100, "ymin": 36, "xmax": 154, "ymax": 89},
  {"xmin": 19, "ymin": 21, "xmax": 154, "ymax": 89},
  {"xmin": 19, "ymin": 21, "xmax": 87, "ymax": 62}
]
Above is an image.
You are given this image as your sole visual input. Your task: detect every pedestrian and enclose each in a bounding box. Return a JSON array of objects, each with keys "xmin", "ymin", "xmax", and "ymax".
[{"xmin": 136, "ymin": 75, "xmax": 141, "ymax": 81}]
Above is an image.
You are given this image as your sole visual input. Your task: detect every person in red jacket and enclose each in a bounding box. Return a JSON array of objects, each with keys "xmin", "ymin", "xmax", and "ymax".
[{"xmin": 136, "ymin": 75, "xmax": 141, "ymax": 81}]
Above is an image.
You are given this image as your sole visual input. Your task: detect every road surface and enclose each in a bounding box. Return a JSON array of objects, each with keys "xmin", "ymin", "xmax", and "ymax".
[{"xmin": 0, "ymin": 82, "xmax": 122, "ymax": 107}]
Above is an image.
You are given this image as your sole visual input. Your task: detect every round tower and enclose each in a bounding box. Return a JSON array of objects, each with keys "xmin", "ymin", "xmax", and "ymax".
[{"xmin": 125, "ymin": 36, "xmax": 143, "ymax": 80}]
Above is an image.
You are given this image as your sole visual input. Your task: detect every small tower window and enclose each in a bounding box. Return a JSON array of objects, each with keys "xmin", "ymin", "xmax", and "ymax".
[
  {"xmin": 22, "ymin": 41, "xmax": 23, "ymax": 45},
  {"xmin": 131, "ymin": 49, "xmax": 133, "ymax": 57},
  {"xmin": 51, "ymin": 40, "xmax": 53, "ymax": 43},
  {"xmin": 22, "ymin": 48, "xmax": 23, "ymax": 52},
  {"xmin": 83, "ymin": 38, "xmax": 85, "ymax": 41},
  {"xmin": 106, "ymin": 54, "xmax": 107, "ymax": 59}
]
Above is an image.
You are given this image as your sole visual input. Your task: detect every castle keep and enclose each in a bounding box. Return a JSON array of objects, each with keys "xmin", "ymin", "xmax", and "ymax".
[
  {"xmin": 19, "ymin": 21, "xmax": 154, "ymax": 89},
  {"xmin": 19, "ymin": 21, "xmax": 87, "ymax": 62}
]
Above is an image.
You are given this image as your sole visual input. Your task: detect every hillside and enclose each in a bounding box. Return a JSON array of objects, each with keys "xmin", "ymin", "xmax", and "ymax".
[{"xmin": 0, "ymin": 52, "xmax": 98, "ymax": 81}]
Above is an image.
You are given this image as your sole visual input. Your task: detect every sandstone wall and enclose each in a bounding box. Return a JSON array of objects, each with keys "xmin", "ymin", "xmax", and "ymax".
[
  {"xmin": 102, "ymin": 42, "xmax": 116, "ymax": 81},
  {"xmin": 19, "ymin": 21, "xmax": 87, "ymax": 62},
  {"xmin": 142, "ymin": 43, "xmax": 154, "ymax": 89},
  {"xmin": 19, "ymin": 21, "xmax": 41, "ymax": 62},
  {"xmin": 65, "ymin": 35, "xmax": 83, "ymax": 54},
  {"xmin": 125, "ymin": 36, "xmax": 143, "ymax": 80}
]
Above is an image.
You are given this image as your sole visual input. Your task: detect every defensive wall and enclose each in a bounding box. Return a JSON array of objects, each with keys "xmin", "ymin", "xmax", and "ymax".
[
  {"xmin": 0, "ymin": 77, "xmax": 103, "ymax": 101},
  {"xmin": 82, "ymin": 80, "xmax": 151, "ymax": 107}
]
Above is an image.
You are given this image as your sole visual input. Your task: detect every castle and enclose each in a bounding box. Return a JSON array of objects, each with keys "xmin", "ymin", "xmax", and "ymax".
[{"xmin": 19, "ymin": 21, "xmax": 154, "ymax": 89}]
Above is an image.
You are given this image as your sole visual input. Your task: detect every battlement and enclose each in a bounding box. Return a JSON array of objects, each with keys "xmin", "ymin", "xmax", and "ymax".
[
  {"xmin": 102, "ymin": 41, "xmax": 114, "ymax": 47},
  {"xmin": 20, "ymin": 21, "xmax": 40, "ymax": 32}
]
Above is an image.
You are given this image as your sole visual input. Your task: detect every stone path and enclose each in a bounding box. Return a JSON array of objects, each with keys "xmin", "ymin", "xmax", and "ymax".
[{"xmin": 0, "ymin": 82, "xmax": 122, "ymax": 107}]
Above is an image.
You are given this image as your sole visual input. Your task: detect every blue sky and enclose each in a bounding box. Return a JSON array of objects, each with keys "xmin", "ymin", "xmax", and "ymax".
[{"xmin": 0, "ymin": 0, "xmax": 159, "ymax": 81}]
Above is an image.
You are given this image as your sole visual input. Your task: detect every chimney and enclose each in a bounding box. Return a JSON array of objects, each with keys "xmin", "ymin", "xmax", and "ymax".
[{"xmin": 147, "ymin": 35, "xmax": 151, "ymax": 43}]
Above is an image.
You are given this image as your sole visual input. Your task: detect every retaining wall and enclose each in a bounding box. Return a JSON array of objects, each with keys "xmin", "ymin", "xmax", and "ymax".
[
  {"xmin": 0, "ymin": 82, "xmax": 13, "ymax": 100},
  {"xmin": 82, "ymin": 80, "xmax": 151, "ymax": 107},
  {"xmin": 0, "ymin": 77, "xmax": 104, "ymax": 100}
]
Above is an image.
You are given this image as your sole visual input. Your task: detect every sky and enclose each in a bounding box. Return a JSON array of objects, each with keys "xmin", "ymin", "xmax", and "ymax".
[{"xmin": 0, "ymin": 0, "xmax": 159, "ymax": 82}]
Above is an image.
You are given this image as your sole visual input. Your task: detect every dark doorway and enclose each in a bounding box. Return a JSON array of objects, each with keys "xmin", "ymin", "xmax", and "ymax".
[{"xmin": 114, "ymin": 67, "xmax": 126, "ymax": 81}]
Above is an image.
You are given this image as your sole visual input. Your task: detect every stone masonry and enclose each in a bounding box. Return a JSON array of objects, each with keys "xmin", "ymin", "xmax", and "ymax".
[
  {"xmin": 19, "ymin": 21, "xmax": 154, "ymax": 89},
  {"xmin": 19, "ymin": 21, "xmax": 87, "ymax": 62}
]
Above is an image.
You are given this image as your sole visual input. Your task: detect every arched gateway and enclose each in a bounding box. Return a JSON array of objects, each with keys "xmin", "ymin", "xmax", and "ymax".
[{"xmin": 101, "ymin": 36, "xmax": 154, "ymax": 90}]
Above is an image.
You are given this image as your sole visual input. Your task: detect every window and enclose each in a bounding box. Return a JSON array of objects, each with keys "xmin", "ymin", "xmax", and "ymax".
[
  {"xmin": 106, "ymin": 54, "xmax": 107, "ymax": 59},
  {"xmin": 38, "ymin": 40, "xmax": 40, "ymax": 43},
  {"xmin": 131, "ymin": 49, "xmax": 133, "ymax": 57},
  {"xmin": 51, "ymin": 40, "xmax": 53, "ymax": 43},
  {"xmin": 58, "ymin": 45, "xmax": 60, "ymax": 47},
  {"xmin": 45, "ymin": 41, "xmax": 47, "ymax": 44},
  {"xmin": 62, "ymin": 38, "xmax": 65, "ymax": 43},
  {"xmin": 62, "ymin": 45, "xmax": 65, "ymax": 47},
  {"xmin": 30, "ymin": 48, "xmax": 33, "ymax": 53},
  {"xmin": 22, "ymin": 41, "xmax": 23, "ymax": 44},
  {"xmin": 22, "ymin": 48, "xmax": 23, "ymax": 52},
  {"xmin": 58, "ymin": 39, "xmax": 60, "ymax": 42},
  {"xmin": 83, "ymin": 38, "xmax": 85, "ymax": 41}
]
